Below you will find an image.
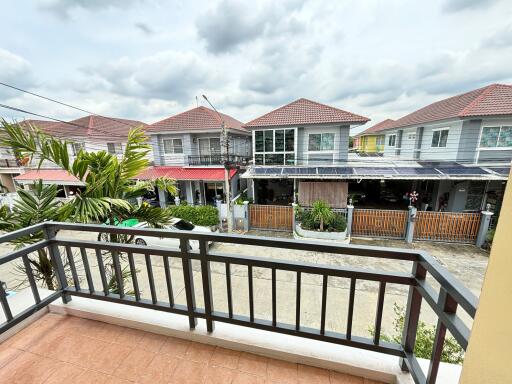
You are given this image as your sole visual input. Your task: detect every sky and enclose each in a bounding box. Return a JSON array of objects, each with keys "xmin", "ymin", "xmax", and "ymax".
[{"xmin": 1, "ymin": 0, "xmax": 512, "ymax": 134}]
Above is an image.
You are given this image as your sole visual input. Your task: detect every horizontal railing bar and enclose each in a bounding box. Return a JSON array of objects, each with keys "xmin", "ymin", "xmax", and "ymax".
[
  {"xmin": 0, "ymin": 291, "xmax": 62, "ymax": 335},
  {"xmin": 208, "ymin": 252, "xmax": 415, "ymax": 285},
  {"xmin": 0, "ymin": 240, "xmax": 49, "ymax": 265},
  {"xmin": 50, "ymin": 222, "xmax": 421, "ymax": 261},
  {"xmin": 418, "ymin": 252, "xmax": 478, "ymax": 318},
  {"xmin": 65, "ymin": 288, "xmax": 199, "ymax": 317},
  {"xmin": 211, "ymin": 311, "xmax": 405, "ymax": 357},
  {"xmin": 0, "ymin": 223, "xmax": 47, "ymax": 244},
  {"xmin": 55, "ymin": 239, "xmax": 182, "ymax": 258},
  {"xmin": 415, "ymin": 280, "xmax": 471, "ymax": 349}
]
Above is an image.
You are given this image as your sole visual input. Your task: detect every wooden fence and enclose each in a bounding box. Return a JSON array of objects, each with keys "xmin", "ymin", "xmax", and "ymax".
[
  {"xmin": 351, "ymin": 209, "xmax": 408, "ymax": 239},
  {"xmin": 413, "ymin": 211, "xmax": 481, "ymax": 243},
  {"xmin": 249, "ymin": 204, "xmax": 293, "ymax": 231}
]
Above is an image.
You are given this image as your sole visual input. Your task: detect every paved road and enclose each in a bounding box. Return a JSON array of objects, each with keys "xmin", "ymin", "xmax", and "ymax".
[{"xmin": 0, "ymin": 229, "xmax": 489, "ymax": 340}]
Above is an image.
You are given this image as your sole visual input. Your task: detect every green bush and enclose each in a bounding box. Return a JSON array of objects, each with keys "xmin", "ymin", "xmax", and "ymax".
[
  {"xmin": 299, "ymin": 211, "xmax": 347, "ymax": 232},
  {"xmin": 370, "ymin": 303, "xmax": 464, "ymax": 365},
  {"xmin": 167, "ymin": 205, "xmax": 219, "ymax": 226}
]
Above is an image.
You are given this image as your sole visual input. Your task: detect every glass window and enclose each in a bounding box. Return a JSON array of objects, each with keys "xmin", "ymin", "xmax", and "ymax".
[
  {"xmin": 107, "ymin": 142, "xmax": 122, "ymax": 154},
  {"xmin": 255, "ymin": 154, "xmax": 264, "ymax": 165},
  {"xmin": 480, "ymin": 127, "xmax": 500, "ymax": 147},
  {"xmin": 388, "ymin": 135, "xmax": 396, "ymax": 147},
  {"xmin": 255, "ymin": 131, "xmax": 264, "ymax": 152},
  {"xmin": 285, "ymin": 153, "xmax": 295, "ymax": 165},
  {"xmin": 431, "ymin": 129, "xmax": 449, "ymax": 148},
  {"xmin": 264, "ymin": 130, "xmax": 273, "ymax": 152},
  {"xmin": 163, "ymin": 139, "xmax": 183, "ymax": 154},
  {"xmin": 275, "ymin": 130, "xmax": 284, "ymax": 151},
  {"xmin": 497, "ymin": 126, "xmax": 512, "ymax": 147},
  {"xmin": 71, "ymin": 142, "xmax": 84, "ymax": 156},
  {"xmin": 209, "ymin": 138, "xmax": 221, "ymax": 153},
  {"xmin": 285, "ymin": 129, "xmax": 294, "ymax": 151},
  {"xmin": 308, "ymin": 134, "xmax": 321, "ymax": 151},
  {"xmin": 321, "ymin": 133, "xmax": 334, "ymax": 150},
  {"xmin": 376, "ymin": 136, "xmax": 385, "ymax": 146}
]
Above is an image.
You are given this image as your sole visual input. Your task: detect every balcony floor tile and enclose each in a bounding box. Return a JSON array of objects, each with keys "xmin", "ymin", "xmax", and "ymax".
[{"xmin": 0, "ymin": 313, "xmax": 385, "ymax": 384}]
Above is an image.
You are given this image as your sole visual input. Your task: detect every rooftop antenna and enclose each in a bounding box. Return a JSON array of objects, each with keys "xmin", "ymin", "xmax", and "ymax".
[{"xmin": 196, "ymin": 96, "xmax": 198, "ymax": 107}]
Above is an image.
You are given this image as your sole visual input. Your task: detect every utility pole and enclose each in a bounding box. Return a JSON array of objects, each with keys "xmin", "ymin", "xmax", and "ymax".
[{"xmin": 203, "ymin": 95, "xmax": 233, "ymax": 232}]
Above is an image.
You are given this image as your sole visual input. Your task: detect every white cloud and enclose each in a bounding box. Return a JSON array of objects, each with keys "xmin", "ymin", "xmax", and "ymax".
[{"xmin": 37, "ymin": 0, "xmax": 143, "ymax": 19}]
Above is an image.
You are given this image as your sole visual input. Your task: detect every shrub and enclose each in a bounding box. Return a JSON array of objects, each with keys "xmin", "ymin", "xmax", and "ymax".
[
  {"xmin": 370, "ymin": 303, "xmax": 464, "ymax": 365},
  {"xmin": 167, "ymin": 205, "xmax": 219, "ymax": 227},
  {"xmin": 299, "ymin": 211, "xmax": 346, "ymax": 232},
  {"xmin": 310, "ymin": 200, "xmax": 334, "ymax": 231},
  {"xmin": 329, "ymin": 213, "xmax": 347, "ymax": 232}
]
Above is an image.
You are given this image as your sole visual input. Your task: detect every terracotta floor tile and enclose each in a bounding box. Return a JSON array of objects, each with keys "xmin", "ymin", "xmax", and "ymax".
[
  {"xmin": 237, "ymin": 352, "xmax": 268, "ymax": 378},
  {"xmin": 138, "ymin": 332, "xmax": 168, "ymax": 353},
  {"xmin": 0, "ymin": 351, "xmax": 38, "ymax": 383},
  {"xmin": 88, "ymin": 341, "xmax": 132, "ymax": 374},
  {"xmin": 7, "ymin": 355, "xmax": 57, "ymax": 384},
  {"xmin": 185, "ymin": 342, "xmax": 215, "ymax": 363},
  {"xmin": 60, "ymin": 335, "xmax": 105, "ymax": 368},
  {"xmin": 232, "ymin": 371, "xmax": 267, "ymax": 384},
  {"xmin": 210, "ymin": 347, "xmax": 241, "ymax": 369},
  {"xmin": 136, "ymin": 353, "xmax": 180, "ymax": 384},
  {"xmin": 170, "ymin": 359, "xmax": 207, "ymax": 384},
  {"xmin": 267, "ymin": 359, "xmax": 298, "ymax": 384},
  {"xmin": 297, "ymin": 365, "xmax": 330, "ymax": 384},
  {"xmin": 3, "ymin": 323, "xmax": 49, "ymax": 351},
  {"xmin": 364, "ymin": 379, "xmax": 385, "ymax": 384},
  {"xmin": 203, "ymin": 364, "xmax": 237, "ymax": 384},
  {"xmin": 82, "ymin": 320, "xmax": 123, "ymax": 342},
  {"xmin": 74, "ymin": 369, "xmax": 111, "ymax": 384},
  {"xmin": 330, "ymin": 371, "xmax": 364, "ymax": 384},
  {"xmin": 113, "ymin": 327, "xmax": 147, "ymax": 348},
  {"xmin": 0, "ymin": 346, "xmax": 22, "ymax": 369},
  {"xmin": 112, "ymin": 348, "xmax": 156, "ymax": 381},
  {"xmin": 160, "ymin": 336, "xmax": 191, "ymax": 357},
  {"xmin": 42, "ymin": 362, "xmax": 85, "ymax": 384}
]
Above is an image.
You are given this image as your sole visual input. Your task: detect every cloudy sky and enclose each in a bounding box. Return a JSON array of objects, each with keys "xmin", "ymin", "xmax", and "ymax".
[{"xmin": 1, "ymin": 0, "xmax": 512, "ymax": 133}]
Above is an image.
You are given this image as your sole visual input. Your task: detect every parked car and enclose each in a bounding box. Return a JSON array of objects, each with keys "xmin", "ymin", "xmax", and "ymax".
[{"xmin": 133, "ymin": 218, "xmax": 215, "ymax": 250}]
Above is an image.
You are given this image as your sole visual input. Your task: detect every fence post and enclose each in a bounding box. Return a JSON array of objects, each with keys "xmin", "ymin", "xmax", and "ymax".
[
  {"xmin": 158, "ymin": 188, "xmax": 167, "ymax": 208},
  {"xmin": 476, "ymin": 205, "xmax": 494, "ymax": 248},
  {"xmin": 215, "ymin": 198, "xmax": 222, "ymax": 228},
  {"xmin": 43, "ymin": 224, "xmax": 71, "ymax": 304},
  {"xmin": 291, "ymin": 203, "xmax": 298, "ymax": 232},
  {"xmin": 243, "ymin": 201, "xmax": 249, "ymax": 232},
  {"xmin": 405, "ymin": 206, "xmax": 417, "ymax": 243},
  {"xmin": 346, "ymin": 203, "xmax": 354, "ymax": 237}
]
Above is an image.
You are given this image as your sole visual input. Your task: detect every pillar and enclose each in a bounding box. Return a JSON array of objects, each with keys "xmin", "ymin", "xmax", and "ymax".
[
  {"xmin": 405, "ymin": 206, "xmax": 417, "ymax": 243},
  {"xmin": 292, "ymin": 203, "xmax": 298, "ymax": 232},
  {"xmin": 243, "ymin": 201, "xmax": 249, "ymax": 232},
  {"xmin": 346, "ymin": 203, "xmax": 354, "ymax": 237},
  {"xmin": 158, "ymin": 188, "xmax": 167, "ymax": 208},
  {"xmin": 186, "ymin": 181, "xmax": 194, "ymax": 204},
  {"xmin": 475, "ymin": 206, "xmax": 494, "ymax": 248}
]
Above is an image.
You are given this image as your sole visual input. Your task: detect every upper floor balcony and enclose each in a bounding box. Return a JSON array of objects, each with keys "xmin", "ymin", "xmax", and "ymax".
[
  {"xmin": 187, "ymin": 154, "xmax": 251, "ymax": 167},
  {"xmin": 0, "ymin": 158, "xmax": 21, "ymax": 168},
  {"xmin": 0, "ymin": 222, "xmax": 478, "ymax": 383}
]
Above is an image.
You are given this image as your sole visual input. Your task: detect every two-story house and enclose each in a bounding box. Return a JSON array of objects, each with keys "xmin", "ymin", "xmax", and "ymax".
[
  {"xmin": 374, "ymin": 84, "xmax": 511, "ymax": 213},
  {"xmin": 138, "ymin": 106, "xmax": 251, "ymax": 206},
  {"xmin": 242, "ymin": 98, "xmax": 370, "ymax": 206},
  {"xmin": 354, "ymin": 119, "xmax": 394, "ymax": 155},
  {"xmin": 13, "ymin": 116, "xmax": 147, "ymax": 197}
]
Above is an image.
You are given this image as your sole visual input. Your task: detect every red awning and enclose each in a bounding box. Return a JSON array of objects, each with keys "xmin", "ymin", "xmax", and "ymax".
[
  {"xmin": 136, "ymin": 167, "xmax": 236, "ymax": 181},
  {"xmin": 14, "ymin": 169, "xmax": 83, "ymax": 185}
]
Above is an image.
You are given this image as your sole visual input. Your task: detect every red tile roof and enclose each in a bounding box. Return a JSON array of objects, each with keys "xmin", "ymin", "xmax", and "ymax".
[
  {"xmin": 147, "ymin": 106, "xmax": 246, "ymax": 134},
  {"xmin": 14, "ymin": 169, "xmax": 81, "ymax": 183},
  {"xmin": 244, "ymin": 98, "xmax": 370, "ymax": 128},
  {"xmin": 356, "ymin": 119, "xmax": 395, "ymax": 136},
  {"xmin": 33, "ymin": 115, "xmax": 146, "ymax": 140},
  {"xmin": 387, "ymin": 84, "xmax": 512, "ymax": 130},
  {"xmin": 19, "ymin": 119, "xmax": 59, "ymax": 131},
  {"xmin": 136, "ymin": 166, "xmax": 236, "ymax": 181}
]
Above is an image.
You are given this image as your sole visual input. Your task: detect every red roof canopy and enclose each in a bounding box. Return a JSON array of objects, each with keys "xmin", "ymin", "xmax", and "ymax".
[
  {"xmin": 244, "ymin": 98, "xmax": 369, "ymax": 128},
  {"xmin": 147, "ymin": 106, "xmax": 246, "ymax": 134},
  {"xmin": 14, "ymin": 169, "xmax": 82, "ymax": 184},
  {"xmin": 387, "ymin": 83, "xmax": 512, "ymax": 130},
  {"xmin": 137, "ymin": 167, "xmax": 236, "ymax": 181}
]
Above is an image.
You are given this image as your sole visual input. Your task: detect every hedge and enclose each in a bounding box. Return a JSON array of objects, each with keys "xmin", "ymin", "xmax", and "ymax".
[{"xmin": 167, "ymin": 205, "xmax": 219, "ymax": 227}]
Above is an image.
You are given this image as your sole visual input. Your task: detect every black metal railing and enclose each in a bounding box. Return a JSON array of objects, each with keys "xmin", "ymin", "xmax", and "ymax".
[
  {"xmin": 0, "ymin": 158, "xmax": 20, "ymax": 168},
  {"xmin": 0, "ymin": 222, "xmax": 477, "ymax": 384},
  {"xmin": 187, "ymin": 154, "xmax": 250, "ymax": 166}
]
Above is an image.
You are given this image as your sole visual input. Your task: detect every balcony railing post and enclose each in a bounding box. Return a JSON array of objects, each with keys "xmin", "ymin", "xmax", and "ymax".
[
  {"xmin": 199, "ymin": 239, "xmax": 215, "ymax": 332},
  {"xmin": 43, "ymin": 224, "xmax": 71, "ymax": 303},
  {"xmin": 400, "ymin": 261, "xmax": 426, "ymax": 372},
  {"xmin": 180, "ymin": 238, "xmax": 197, "ymax": 329}
]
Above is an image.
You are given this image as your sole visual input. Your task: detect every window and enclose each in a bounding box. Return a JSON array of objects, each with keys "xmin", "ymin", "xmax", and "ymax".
[
  {"xmin": 254, "ymin": 128, "xmax": 295, "ymax": 165},
  {"xmin": 376, "ymin": 136, "xmax": 385, "ymax": 146},
  {"xmin": 198, "ymin": 138, "xmax": 221, "ymax": 155},
  {"xmin": 308, "ymin": 133, "xmax": 334, "ymax": 151},
  {"xmin": 431, "ymin": 128, "xmax": 449, "ymax": 148},
  {"xmin": 407, "ymin": 133, "xmax": 416, "ymax": 141},
  {"xmin": 71, "ymin": 142, "xmax": 84, "ymax": 156},
  {"xmin": 107, "ymin": 142, "xmax": 122, "ymax": 154},
  {"xmin": 388, "ymin": 134, "xmax": 396, "ymax": 147},
  {"xmin": 480, "ymin": 126, "xmax": 512, "ymax": 148},
  {"xmin": 163, "ymin": 138, "xmax": 183, "ymax": 154}
]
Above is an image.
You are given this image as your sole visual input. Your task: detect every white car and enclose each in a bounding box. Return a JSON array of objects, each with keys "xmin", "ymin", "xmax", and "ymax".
[{"xmin": 133, "ymin": 218, "xmax": 215, "ymax": 250}]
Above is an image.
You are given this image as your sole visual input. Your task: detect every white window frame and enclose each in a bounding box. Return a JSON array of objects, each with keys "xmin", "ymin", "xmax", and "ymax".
[
  {"xmin": 253, "ymin": 128, "xmax": 296, "ymax": 165},
  {"xmin": 307, "ymin": 132, "xmax": 335, "ymax": 152},
  {"xmin": 71, "ymin": 142, "xmax": 85, "ymax": 156},
  {"xmin": 197, "ymin": 137, "xmax": 221, "ymax": 156},
  {"xmin": 163, "ymin": 138, "xmax": 183, "ymax": 154},
  {"xmin": 387, "ymin": 134, "xmax": 396, "ymax": 147},
  {"xmin": 430, "ymin": 127, "xmax": 449, "ymax": 148},
  {"xmin": 478, "ymin": 125, "xmax": 512, "ymax": 150},
  {"xmin": 107, "ymin": 142, "xmax": 123, "ymax": 155}
]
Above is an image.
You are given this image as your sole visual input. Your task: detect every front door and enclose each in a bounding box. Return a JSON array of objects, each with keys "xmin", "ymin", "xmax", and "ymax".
[{"xmin": 204, "ymin": 182, "xmax": 224, "ymax": 204}]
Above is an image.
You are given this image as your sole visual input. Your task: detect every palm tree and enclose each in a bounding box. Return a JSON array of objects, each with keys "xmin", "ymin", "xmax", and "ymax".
[{"xmin": 311, "ymin": 200, "xmax": 334, "ymax": 231}]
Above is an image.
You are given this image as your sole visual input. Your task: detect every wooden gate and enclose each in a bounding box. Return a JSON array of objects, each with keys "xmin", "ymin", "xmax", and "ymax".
[
  {"xmin": 414, "ymin": 211, "xmax": 481, "ymax": 243},
  {"xmin": 351, "ymin": 209, "xmax": 408, "ymax": 239},
  {"xmin": 249, "ymin": 204, "xmax": 293, "ymax": 231}
]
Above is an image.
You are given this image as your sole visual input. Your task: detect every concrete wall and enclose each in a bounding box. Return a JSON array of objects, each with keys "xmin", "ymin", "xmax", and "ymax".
[{"xmin": 460, "ymin": 169, "xmax": 512, "ymax": 383}]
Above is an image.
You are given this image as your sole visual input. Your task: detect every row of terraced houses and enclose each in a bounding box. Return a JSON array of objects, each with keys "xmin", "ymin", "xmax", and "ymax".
[{"xmin": 1, "ymin": 84, "xmax": 511, "ymax": 221}]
